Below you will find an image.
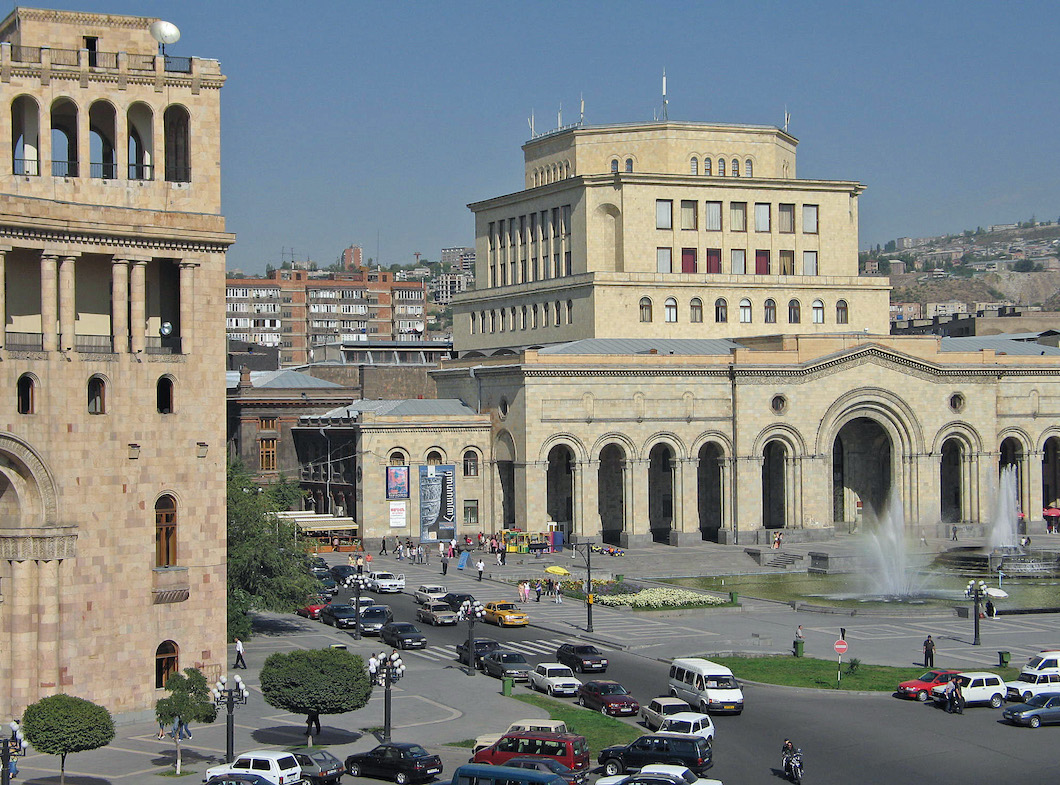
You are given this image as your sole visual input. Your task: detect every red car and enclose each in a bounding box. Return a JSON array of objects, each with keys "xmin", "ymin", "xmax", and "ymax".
[
  {"xmin": 897, "ymin": 669, "xmax": 960, "ymax": 702},
  {"xmin": 296, "ymin": 593, "xmax": 331, "ymax": 620},
  {"xmin": 577, "ymin": 680, "xmax": 640, "ymax": 716}
]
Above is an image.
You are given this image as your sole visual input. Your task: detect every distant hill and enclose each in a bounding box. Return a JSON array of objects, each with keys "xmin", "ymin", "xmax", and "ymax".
[{"xmin": 888, "ymin": 270, "xmax": 1060, "ymax": 311}]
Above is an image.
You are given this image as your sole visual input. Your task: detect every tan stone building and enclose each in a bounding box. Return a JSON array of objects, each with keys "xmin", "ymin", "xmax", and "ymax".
[{"xmin": 0, "ymin": 8, "xmax": 231, "ymax": 720}]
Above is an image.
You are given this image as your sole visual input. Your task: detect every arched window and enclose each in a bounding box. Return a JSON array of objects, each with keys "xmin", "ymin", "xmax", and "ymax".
[
  {"xmin": 788, "ymin": 299, "xmax": 801, "ymax": 324},
  {"xmin": 469, "ymin": 313, "xmax": 476, "ymax": 335},
  {"xmin": 739, "ymin": 298, "xmax": 752, "ymax": 323},
  {"xmin": 639, "ymin": 297, "xmax": 653, "ymax": 322},
  {"xmin": 531, "ymin": 304, "xmax": 538, "ymax": 329},
  {"xmin": 717, "ymin": 158, "xmax": 725, "ymax": 177},
  {"xmin": 764, "ymin": 298, "xmax": 777, "ymax": 323},
  {"xmin": 715, "ymin": 298, "xmax": 728, "ymax": 323},
  {"xmin": 156, "ymin": 376, "xmax": 174, "ymax": 414},
  {"xmin": 12, "ymin": 95, "xmax": 41, "ymax": 176},
  {"xmin": 463, "ymin": 450, "xmax": 479, "ymax": 477},
  {"xmin": 690, "ymin": 157, "xmax": 698, "ymax": 175},
  {"xmin": 426, "ymin": 450, "xmax": 443, "ymax": 465},
  {"xmin": 553, "ymin": 301, "xmax": 562, "ymax": 327},
  {"xmin": 610, "ymin": 159, "xmax": 619, "ymax": 174},
  {"xmin": 812, "ymin": 299, "xmax": 825, "ymax": 324},
  {"xmin": 88, "ymin": 100, "xmax": 117, "ymax": 179},
  {"xmin": 389, "ymin": 451, "xmax": 407, "ymax": 466},
  {"xmin": 625, "ymin": 158, "xmax": 633, "ymax": 173},
  {"xmin": 51, "ymin": 97, "xmax": 79, "ymax": 176},
  {"xmin": 745, "ymin": 159, "xmax": 753, "ymax": 178},
  {"xmin": 163, "ymin": 105, "xmax": 191, "ymax": 182},
  {"xmin": 155, "ymin": 640, "xmax": 178, "ymax": 689},
  {"xmin": 836, "ymin": 300, "xmax": 849, "ymax": 324},
  {"xmin": 490, "ymin": 310, "xmax": 496, "ymax": 332},
  {"xmin": 520, "ymin": 305, "xmax": 527, "ymax": 330},
  {"xmin": 126, "ymin": 102, "xmax": 154, "ymax": 180},
  {"xmin": 703, "ymin": 157, "xmax": 712, "ymax": 176},
  {"xmin": 155, "ymin": 495, "xmax": 177, "ymax": 568},
  {"xmin": 665, "ymin": 297, "xmax": 678, "ymax": 323},
  {"xmin": 88, "ymin": 376, "xmax": 106, "ymax": 414},
  {"xmin": 690, "ymin": 298, "xmax": 703, "ymax": 323},
  {"xmin": 566, "ymin": 300, "xmax": 574, "ymax": 324},
  {"xmin": 17, "ymin": 374, "xmax": 35, "ymax": 414},
  {"xmin": 732, "ymin": 158, "xmax": 740, "ymax": 177}
]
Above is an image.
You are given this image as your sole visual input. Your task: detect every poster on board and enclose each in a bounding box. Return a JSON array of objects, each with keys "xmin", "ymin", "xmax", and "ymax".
[
  {"xmin": 419, "ymin": 464, "xmax": 456, "ymax": 542},
  {"xmin": 386, "ymin": 466, "xmax": 410, "ymax": 500},
  {"xmin": 389, "ymin": 500, "xmax": 407, "ymax": 529}
]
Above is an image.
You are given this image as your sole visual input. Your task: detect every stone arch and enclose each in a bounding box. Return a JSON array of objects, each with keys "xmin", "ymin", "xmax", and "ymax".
[
  {"xmin": 930, "ymin": 422, "xmax": 984, "ymax": 455},
  {"xmin": 494, "ymin": 430, "xmax": 516, "ymax": 529},
  {"xmin": 0, "ymin": 432, "xmax": 59, "ymax": 528},
  {"xmin": 595, "ymin": 203, "xmax": 623, "ymax": 272},
  {"xmin": 999, "ymin": 429, "xmax": 1032, "ymax": 516},
  {"xmin": 597, "ymin": 441, "xmax": 628, "ymax": 545},
  {"xmin": 546, "ymin": 443, "xmax": 576, "ymax": 533},
  {"xmin": 639, "ymin": 432, "xmax": 688, "ymax": 460},
  {"xmin": 537, "ymin": 433, "xmax": 588, "ymax": 463},
  {"xmin": 697, "ymin": 438, "xmax": 728, "ymax": 541},
  {"xmin": 815, "ymin": 388, "xmax": 924, "ymax": 457},
  {"xmin": 590, "ymin": 431, "xmax": 639, "ymax": 461}
]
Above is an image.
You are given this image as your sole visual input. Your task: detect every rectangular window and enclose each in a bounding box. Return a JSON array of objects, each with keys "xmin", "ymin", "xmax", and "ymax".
[
  {"xmin": 260, "ymin": 438, "xmax": 277, "ymax": 472},
  {"xmin": 656, "ymin": 200, "xmax": 673, "ymax": 230},
  {"xmin": 731, "ymin": 249, "xmax": 746, "ymax": 275},
  {"xmin": 803, "ymin": 204, "xmax": 819, "ymax": 234},
  {"xmin": 730, "ymin": 202, "xmax": 747, "ymax": 232},
  {"xmin": 705, "ymin": 201, "xmax": 722, "ymax": 231},
  {"xmin": 681, "ymin": 248, "xmax": 697, "ymax": 273},
  {"xmin": 755, "ymin": 250, "xmax": 770, "ymax": 275},
  {"xmin": 463, "ymin": 500, "xmax": 479, "ymax": 527},
  {"xmin": 564, "ymin": 251, "xmax": 572, "ymax": 276},
  {"xmin": 657, "ymin": 247, "xmax": 672, "ymax": 273},
  {"xmin": 803, "ymin": 250, "xmax": 818, "ymax": 275},
  {"xmin": 755, "ymin": 203, "xmax": 771, "ymax": 232},
  {"xmin": 779, "ymin": 203, "xmax": 795, "ymax": 233},
  {"xmin": 259, "ymin": 417, "xmax": 277, "ymax": 431},
  {"xmin": 780, "ymin": 250, "xmax": 795, "ymax": 275},
  {"xmin": 680, "ymin": 200, "xmax": 697, "ymax": 230},
  {"xmin": 705, "ymin": 248, "xmax": 721, "ymax": 274}
]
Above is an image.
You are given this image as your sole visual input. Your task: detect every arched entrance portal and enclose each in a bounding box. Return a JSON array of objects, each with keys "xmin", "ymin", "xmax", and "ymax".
[
  {"xmin": 647, "ymin": 444, "xmax": 674, "ymax": 542},
  {"xmin": 762, "ymin": 440, "xmax": 787, "ymax": 529},
  {"xmin": 698, "ymin": 443, "xmax": 724, "ymax": 541},
  {"xmin": 831, "ymin": 417, "xmax": 892, "ymax": 525},
  {"xmin": 1043, "ymin": 436, "xmax": 1060, "ymax": 510},
  {"xmin": 598, "ymin": 444, "xmax": 625, "ymax": 545},
  {"xmin": 940, "ymin": 438, "xmax": 964, "ymax": 524},
  {"xmin": 999, "ymin": 436, "xmax": 1026, "ymax": 524},
  {"xmin": 546, "ymin": 445, "xmax": 575, "ymax": 533}
]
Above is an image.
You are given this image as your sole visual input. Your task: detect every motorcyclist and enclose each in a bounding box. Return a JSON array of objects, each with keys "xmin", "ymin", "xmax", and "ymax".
[{"xmin": 781, "ymin": 739, "xmax": 796, "ymax": 774}]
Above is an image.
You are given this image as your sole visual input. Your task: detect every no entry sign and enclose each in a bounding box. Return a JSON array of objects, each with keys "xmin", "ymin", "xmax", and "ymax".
[{"xmin": 834, "ymin": 639, "xmax": 849, "ymax": 655}]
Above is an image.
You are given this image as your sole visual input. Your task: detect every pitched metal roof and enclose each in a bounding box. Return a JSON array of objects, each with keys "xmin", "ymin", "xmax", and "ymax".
[
  {"xmin": 225, "ymin": 369, "xmax": 345, "ymax": 390},
  {"xmin": 310, "ymin": 399, "xmax": 478, "ymax": 420},
  {"xmin": 536, "ymin": 338, "xmax": 740, "ymax": 356},
  {"xmin": 940, "ymin": 336, "xmax": 1060, "ymax": 355}
]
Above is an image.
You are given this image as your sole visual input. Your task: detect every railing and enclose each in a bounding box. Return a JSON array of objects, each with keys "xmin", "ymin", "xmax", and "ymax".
[
  {"xmin": 90, "ymin": 162, "xmax": 117, "ymax": 180},
  {"xmin": 6, "ymin": 332, "xmax": 43, "ymax": 351},
  {"xmin": 127, "ymin": 54, "xmax": 155, "ymax": 71},
  {"xmin": 145, "ymin": 335, "xmax": 181, "ymax": 355},
  {"xmin": 52, "ymin": 160, "xmax": 78, "ymax": 177},
  {"xmin": 164, "ymin": 55, "xmax": 192, "ymax": 73},
  {"xmin": 128, "ymin": 163, "xmax": 154, "ymax": 181},
  {"xmin": 49, "ymin": 47, "xmax": 78, "ymax": 66},
  {"xmin": 11, "ymin": 46, "xmax": 41, "ymax": 63},
  {"xmin": 75, "ymin": 335, "xmax": 114, "ymax": 353},
  {"xmin": 14, "ymin": 159, "xmax": 39, "ymax": 176},
  {"xmin": 9, "ymin": 47, "xmax": 185, "ymax": 72},
  {"xmin": 92, "ymin": 51, "xmax": 118, "ymax": 69}
]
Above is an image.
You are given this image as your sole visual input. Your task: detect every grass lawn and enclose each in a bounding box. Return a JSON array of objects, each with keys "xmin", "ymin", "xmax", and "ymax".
[
  {"xmin": 513, "ymin": 692, "xmax": 643, "ymax": 749},
  {"xmin": 709, "ymin": 655, "xmax": 1021, "ymax": 691}
]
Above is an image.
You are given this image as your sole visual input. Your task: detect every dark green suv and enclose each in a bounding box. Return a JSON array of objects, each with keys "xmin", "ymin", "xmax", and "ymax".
[{"xmin": 598, "ymin": 733, "xmax": 713, "ymax": 776}]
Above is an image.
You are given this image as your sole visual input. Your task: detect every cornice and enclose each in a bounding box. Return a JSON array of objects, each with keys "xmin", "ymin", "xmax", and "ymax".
[{"xmin": 0, "ymin": 225, "xmax": 233, "ymax": 254}]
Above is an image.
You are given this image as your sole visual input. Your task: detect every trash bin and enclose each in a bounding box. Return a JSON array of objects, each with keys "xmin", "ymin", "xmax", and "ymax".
[
  {"xmin": 998, "ymin": 651, "xmax": 1011, "ymax": 667},
  {"xmin": 729, "ymin": 591, "xmax": 739, "ymax": 605},
  {"xmin": 502, "ymin": 677, "xmax": 514, "ymax": 696},
  {"xmin": 793, "ymin": 640, "xmax": 805, "ymax": 658},
  {"xmin": 329, "ymin": 644, "xmax": 348, "ymax": 650}
]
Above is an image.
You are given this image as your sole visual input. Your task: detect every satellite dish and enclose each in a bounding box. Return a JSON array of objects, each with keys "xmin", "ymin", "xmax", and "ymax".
[
  {"xmin": 150, "ymin": 20, "xmax": 181, "ymax": 46},
  {"xmin": 159, "ymin": 321, "xmax": 174, "ymax": 337}
]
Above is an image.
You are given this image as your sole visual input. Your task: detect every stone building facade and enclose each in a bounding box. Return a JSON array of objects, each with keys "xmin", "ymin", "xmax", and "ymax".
[{"xmin": 0, "ymin": 8, "xmax": 231, "ymax": 720}]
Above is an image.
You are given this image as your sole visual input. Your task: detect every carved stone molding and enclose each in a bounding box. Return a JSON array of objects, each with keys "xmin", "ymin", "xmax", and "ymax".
[{"xmin": 0, "ymin": 527, "xmax": 78, "ymax": 560}]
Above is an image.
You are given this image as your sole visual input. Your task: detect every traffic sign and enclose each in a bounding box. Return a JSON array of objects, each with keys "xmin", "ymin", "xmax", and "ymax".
[{"xmin": 834, "ymin": 639, "xmax": 848, "ymax": 655}]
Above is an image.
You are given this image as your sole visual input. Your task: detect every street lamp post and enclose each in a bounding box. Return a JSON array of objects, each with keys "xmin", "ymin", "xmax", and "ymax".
[
  {"xmin": 345, "ymin": 574, "xmax": 369, "ymax": 640},
  {"xmin": 212, "ymin": 674, "xmax": 249, "ymax": 764},
  {"xmin": 966, "ymin": 579, "xmax": 987, "ymax": 646},
  {"xmin": 571, "ymin": 543, "xmax": 594, "ymax": 633},
  {"xmin": 368, "ymin": 651, "xmax": 405, "ymax": 743},
  {"xmin": 460, "ymin": 599, "xmax": 485, "ymax": 677},
  {"xmin": 1, "ymin": 722, "xmax": 27, "ymax": 785}
]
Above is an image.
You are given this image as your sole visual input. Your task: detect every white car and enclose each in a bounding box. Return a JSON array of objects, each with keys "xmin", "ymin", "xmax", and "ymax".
[
  {"xmin": 657, "ymin": 711, "xmax": 715, "ymax": 742},
  {"xmin": 414, "ymin": 584, "xmax": 448, "ymax": 604},
  {"xmin": 931, "ymin": 671, "xmax": 1006, "ymax": 708},
  {"xmin": 366, "ymin": 571, "xmax": 405, "ymax": 593},
  {"xmin": 204, "ymin": 750, "xmax": 302, "ymax": 785},
  {"xmin": 1006, "ymin": 672, "xmax": 1060, "ymax": 702},
  {"xmin": 640, "ymin": 697, "xmax": 692, "ymax": 731},
  {"xmin": 528, "ymin": 663, "xmax": 582, "ymax": 696},
  {"xmin": 595, "ymin": 764, "xmax": 722, "ymax": 785}
]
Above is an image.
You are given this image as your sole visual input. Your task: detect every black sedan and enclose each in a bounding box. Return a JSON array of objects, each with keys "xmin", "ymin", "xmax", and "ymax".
[
  {"xmin": 380, "ymin": 622, "xmax": 428, "ymax": 650},
  {"xmin": 345, "ymin": 742, "xmax": 443, "ymax": 784},
  {"xmin": 456, "ymin": 637, "xmax": 502, "ymax": 668},
  {"xmin": 330, "ymin": 564, "xmax": 358, "ymax": 582},
  {"xmin": 442, "ymin": 592, "xmax": 476, "ymax": 613},
  {"xmin": 480, "ymin": 650, "xmax": 531, "ymax": 680},
  {"xmin": 556, "ymin": 643, "xmax": 609, "ymax": 673},
  {"xmin": 1003, "ymin": 692, "xmax": 1060, "ymax": 727},
  {"xmin": 319, "ymin": 603, "xmax": 361, "ymax": 628}
]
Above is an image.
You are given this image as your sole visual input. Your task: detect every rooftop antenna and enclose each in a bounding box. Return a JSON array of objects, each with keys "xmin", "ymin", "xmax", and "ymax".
[
  {"xmin": 558, "ymin": 103, "xmax": 562, "ymax": 129},
  {"xmin": 528, "ymin": 109, "xmax": 535, "ymax": 137},
  {"xmin": 580, "ymin": 93, "xmax": 584, "ymax": 124},
  {"xmin": 149, "ymin": 20, "xmax": 180, "ymax": 57},
  {"xmin": 662, "ymin": 69, "xmax": 668, "ymax": 121},
  {"xmin": 784, "ymin": 106, "xmax": 791, "ymax": 132}
]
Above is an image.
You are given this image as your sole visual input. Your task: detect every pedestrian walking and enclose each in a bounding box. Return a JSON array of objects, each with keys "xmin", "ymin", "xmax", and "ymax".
[
  {"xmin": 923, "ymin": 634, "xmax": 935, "ymax": 668},
  {"xmin": 156, "ymin": 720, "xmax": 167, "ymax": 740},
  {"xmin": 306, "ymin": 710, "xmax": 321, "ymax": 736},
  {"xmin": 953, "ymin": 680, "xmax": 964, "ymax": 714},
  {"xmin": 379, "ymin": 536, "xmax": 389, "ymax": 556},
  {"xmin": 554, "ymin": 585, "xmax": 563, "ymax": 604},
  {"xmin": 942, "ymin": 677, "xmax": 955, "ymax": 713},
  {"xmin": 476, "ymin": 558, "xmax": 485, "ymax": 581},
  {"xmin": 356, "ymin": 554, "xmax": 365, "ymax": 575},
  {"xmin": 500, "ymin": 548, "xmax": 507, "ymax": 566},
  {"xmin": 234, "ymin": 637, "xmax": 247, "ymax": 669},
  {"xmin": 951, "ymin": 524, "xmax": 958, "ymax": 541},
  {"xmin": 535, "ymin": 581, "xmax": 543, "ymax": 602},
  {"xmin": 496, "ymin": 550, "xmax": 503, "ymax": 566},
  {"xmin": 441, "ymin": 554, "xmax": 449, "ymax": 575},
  {"xmin": 795, "ymin": 625, "xmax": 805, "ymax": 641}
]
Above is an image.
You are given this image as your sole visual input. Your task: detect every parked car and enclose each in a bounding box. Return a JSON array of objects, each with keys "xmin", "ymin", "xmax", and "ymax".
[
  {"xmin": 204, "ymin": 750, "xmax": 302, "ymax": 785},
  {"xmin": 931, "ymin": 672, "xmax": 1006, "ymax": 708},
  {"xmin": 345, "ymin": 742, "xmax": 443, "ymax": 784},
  {"xmin": 657, "ymin": 712, "xmax": 715, "ymax": 743},
  {"xmin": 597, "ymin": 734, "xmax": 713, "ymax": 777},
  {"xmin": 417, "ymin": 601, "xmax": 458, "ymax": 626},
  {"xmin": 896, "ymin": 669, "xmax": 960, "ymax": 702},
  {"xmin": 319, "ymin": 603, "xmax": 362, "ymax": 629},
  {"xmin": 292, "ymin": 749, "xmax": 345, "ymax": 785},
  {"xmin": 1003, "ymin": 692, "xmax": 1060, "ymax": 727},
  {"xmin": 309, "ymin": 557, "xmax": 331, "ymax": 580},
  {"xmin": 381, "ymin": 622, "xmax": 428, "ymax": 650},
  {"xmin": 1006, "ymin": 672, "xmax": 1060, "ymax": 702},
  {"xmin": 471, "ymin": 732, "xmax": 590, "ymax": 772},
  {"xmin": 577, "ymin": 680, "xmax": 639, "ymax": 716},
  {"xmin": 205, "ymin": 776, "xmax": 273, "ymax": 785},
  {"xmin": 456, "ymin": 637, "xmax": 502, "ymax": 668},
  {"xmin": 296, "ymin": 593, "xmax": 333, "ymax": 620},
  {"xmin": 317, "ymin": 577, "xmax": 339, "ymax": 596},
  {"xmin": 556, "ymin": 643, "xmax": 608, "ymax": 673},
  {"xmin": 484, "ymin": 601, "xmax": 530, "ymax": 627},
  {"xmin": 414, "ymin": 585, "xmax": 449, "ymax": 604},
  {"xmin": 504, "ymin": 757, "xmax": 587, "ymax": 785},
  {"xmin": 481, "ymin": 651, "xmax": 531, "ymax": 680},
  {"xmin": 367, "ymin": 571, "xmax": 406, "ymax": 593},
  {"xmin": 443, "ymin": 592, "xmax": 477, "ymax": 613},
  {"xmin": 528, "ymin": 663, "xmax": 582, "ymax": 697},
  {"xmin": 1019, "ymin": 651, "xmax": 1060, "ymax": 681},
  {"xmin": 357, "ymin": 605, "xmax": 395, "ymax": 636},
  {"xmin": 595, "ymin": 763, "xmax": 722, "ymax": 785},
  {"xmin": 640, "ymin": 697, "xmax": 692, "ymax": 731},
  {"xmin": 330, "ymin": 565, "xmax": 357, "ymax": 582},
  {"xmin": 473, "ymin": 720, "xmax": 570, "ymax": 754}
]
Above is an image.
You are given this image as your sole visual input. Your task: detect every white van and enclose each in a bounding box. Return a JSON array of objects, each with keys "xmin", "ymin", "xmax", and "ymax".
[
  {"xmin": 668, "ymin": 658, "xmax": 744, "ymax": 714},
  {"xmin": 1020, "ymin": 651, "xmax": 1060, "ymax": 680},
  {"xmin": 203, "ymin": 750, "xmax": 301, "ymax": 784}
]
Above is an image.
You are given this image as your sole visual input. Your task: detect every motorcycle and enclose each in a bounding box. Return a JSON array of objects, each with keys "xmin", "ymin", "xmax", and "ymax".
[{"xmin": 783, "ymin": 749, "xmax": 804, "ymax": 783}]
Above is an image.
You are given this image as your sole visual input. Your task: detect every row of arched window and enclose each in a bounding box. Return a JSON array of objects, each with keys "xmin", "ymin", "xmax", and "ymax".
[
  {"xmin": 11, "ymin": 95, "xmax": 192, "ymax": 181},
  {"xmin": 532, "ymin": 161, "xmax": 572, "ymax": 186},
  {"xmin": 639, "ymin": 296, "xmax": 850, "ymax": 325},
  {"xmin": 689, "ymin": 157, "xmax": 754, "ymax": 177},
  {"xmin": 470, "ymin": 300, "xmax": 574, "ymax": 334},
  {"xmin": 388, "ymin": 449, "xmax": 481, "ymax": 477},
  {"xmin": 16, "ymin": 373, "xmax": 174, "ymax": 414}
]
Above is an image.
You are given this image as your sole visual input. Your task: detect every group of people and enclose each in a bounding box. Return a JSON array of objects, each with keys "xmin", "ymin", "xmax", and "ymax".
[
  {"xmin": 940, "ymin": 675, "xmax": 965, "ymax": 714},
  {"xmin": 771, "ymin": 531, "xmax": 785, "ymax": 549},
  {"xmin": 516, "ymin": 578, "xmax": 564, "ymax": 603}
]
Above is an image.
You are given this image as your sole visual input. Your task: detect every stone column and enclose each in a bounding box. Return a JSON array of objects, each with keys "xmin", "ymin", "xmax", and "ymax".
[
  {"xmin": 720, "ymin": 457, "xmax": 734, "ymax": 542},
  {"xmin": 58, "ymin": 254, "xmax": 77, "ymax": 350},
  {"xmin": 10, "ymin": 558, "xmax": 39, "ymax": 714},
  {"xmin": 179, "ymin": 261, "xmax": 196, "ymax": 354},
  {"xmin": 737, "ymin": 455, "xmax": 764, "ymax": 544},
  {"xmin": 111, "ymin": 258, "xmax": 129, "ymax": 352},
  {"xmin": 576, "ymin": 459, "xmax": 600, "ymax": 543},
  {"xmin": 0, "ymin": 246, "xmax": 9, "ymax": 347},
  {"xmin": 40, "ymin": 252, "xmax": 59, "ymax": 351},
  {"xmin": 1028, "ymin": 449, "xmax": 1044, "ymax": 530},
  {"xmin": 129, "ymin": 259, "xmax": 148, "ymax": 354},
  {"xmin": 622, "ymin": 459, "xmax": 651, "ymax": 548},
  {"xmin": 37, "ymin": 559, "xmax": 60, "ymax": 694},
  {"xmin": 669, "ymin": 457, "xmax": 699, "ymax": 546}
]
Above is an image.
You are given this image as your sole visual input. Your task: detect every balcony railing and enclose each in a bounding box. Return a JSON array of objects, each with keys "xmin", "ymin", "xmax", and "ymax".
[
  {"xmin": 127, "ymin": 53, "xmax": 155, "ymax": 71},
  {"xmin": 14, "ymin": 158, "xmax": 39, "ymax": 176},
  {"xmin": 11, "ymin": 46, "xmax": 41, "ymax": 63},
  {"xmin": 75, "ymin": 335, "xmax": 114, "ymax": 353},
  {"xmin": 9, "ymin": 46, "xmax": 192, "ymax": 74},
  {"xmin": 145, "ymin": 335, "xmax": 182, "ymax": 355},
  {"xmin": 52, "ymin": 160, "xmax": 78, "ymax": 177},
  {"xmin": 164, "ymin": 55, "xmax": 192, "ymax": 73},
  {"xmin": 6, "ymin": 332, "xmax": 43, "ymax": 351},
  {"xmin": 90, "ymin": 162, "xmax": 117, "ymax": 180},
  {"xmin": 128, "ymin": 163, "xmax": 154, "ymax": 181}
]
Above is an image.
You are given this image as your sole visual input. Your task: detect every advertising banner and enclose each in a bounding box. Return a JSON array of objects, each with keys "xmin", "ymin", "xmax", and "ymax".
[
  {"xmin": 386, "ymin": 466, "xmax": 410, "ymax": 500},
  {"xmin": 419, "ymin": 464, "xmax": 456, "ymax": 542},
  {"xmin": 389, "ymin": 500, "xmax": 407, "ymax": 529}
]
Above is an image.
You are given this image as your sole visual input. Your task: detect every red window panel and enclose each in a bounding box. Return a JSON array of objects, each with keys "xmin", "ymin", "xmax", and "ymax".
[
  {"xmin": 705, "ymin": 249, "xmax": 721, "ymax": 274},
  {"xmin": 681, "ymin": 248, "xmax": 697, "ymax": 273},
  {"xmin": 755, "ymin": 250, "xmax": 770, "ymax": 275}
]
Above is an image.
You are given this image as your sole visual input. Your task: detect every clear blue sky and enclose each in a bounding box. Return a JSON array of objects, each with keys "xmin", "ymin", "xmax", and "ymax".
[{"xmin": 37, "ymin": 1, "xmax": 1060, "ymax": 272}]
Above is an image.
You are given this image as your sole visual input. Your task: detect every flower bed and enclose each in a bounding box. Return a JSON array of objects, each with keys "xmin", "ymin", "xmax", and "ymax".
[{"xmin": 591, "ymin": 586, "xmax": 729, "ymax": 610}]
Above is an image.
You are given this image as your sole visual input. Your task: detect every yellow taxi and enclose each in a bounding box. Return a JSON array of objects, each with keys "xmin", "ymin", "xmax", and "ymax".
[{"xmin": 483, "ymin": 601, "xmax": 530, "ymax": 627}]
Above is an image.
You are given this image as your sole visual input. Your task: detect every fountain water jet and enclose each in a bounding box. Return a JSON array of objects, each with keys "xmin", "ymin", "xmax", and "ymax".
[
  {"xmin": 987, "ymin": 465, "xmax": 1020, "ymax": 552},
  {"xmin": 860, "ymin": 485, "xmax": 932, "ymax": 598}
]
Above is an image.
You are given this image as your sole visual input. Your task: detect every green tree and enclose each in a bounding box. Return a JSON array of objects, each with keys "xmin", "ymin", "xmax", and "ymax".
[
  {"xmin": 155, "ymin": 668, "xmax": 218, "ymax": 775},
  {"xmin": 265, "ymin": 263, "xmax": 276, "ymax": 276},
  {"xmin": 21, "ymin": 694, "xmax": 115, "ymax": 785},
  {"xmin": 1013, "ymin": 259, "xmax": 1035, "ymax": 272},
  {"xmin": 260, "ymin": 648, "xmax": 373, "ymax": 745},
  {"xmin": 884, "ymin": 239, "xmax": 897, "ymax": 253}
]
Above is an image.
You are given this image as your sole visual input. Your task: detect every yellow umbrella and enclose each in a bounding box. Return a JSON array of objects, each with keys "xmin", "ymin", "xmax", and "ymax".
[{"xmin": 545, "ymin": 565, "xmax": 571, "ymax": 576}]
